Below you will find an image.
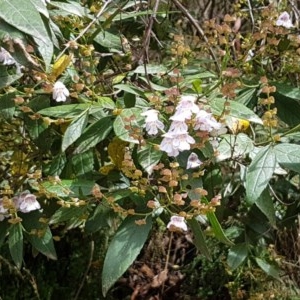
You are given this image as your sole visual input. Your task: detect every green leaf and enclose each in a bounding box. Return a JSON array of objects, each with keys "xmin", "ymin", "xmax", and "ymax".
[
  {"xmin": 133, "ymin": 64, "xmax": 167, "ymax": 75},
  {"xmin": 210, "ymin": 97, "xmax": 262, "ymax": 124},
  {"xmin": 114, "ymin": 84, "xmax": 145, "ymax": 98},
  {"xmin": 255, "ymin": 189, "xmax": 276, "ymax": 225},
  {"xmin": 274, "ymin": 82, "xmax": 300, "ymax": 100},
  {"xmin": 0, "ymin": 0, "xmax": 50, "ymax": 45},
  {"xmin": 124, "ymin": 92, "xmax": 136, "ymax": 108},
  {"xmin": 50, "ymin": 206, "xmax": 89, "ymax": 225},
  {"xmin": 137, "ymin": 144, "xmax": 162, "ymax": 174},
  {"xmin": 192, "ymin": 79, "xmax": 202, "ymax": 94},
  {"xmin": 48, "ymin": 153, "xmax": 67, "ymax": 176},
  {"xmin": 0, "ymin": 220, "xmax": 9, "ymax": 248},
  {"xmin": 75, "ymin": 117, "xmax": 113, "ymax": 153},
  {"xmin": 206, "ymin": 210, "xmax": 234, "ymax": 245},
  {"xmin": 50, "ymin": 1, "xmax": 89, "ymax": 17},
  {"xmin": 0, "ymin": 65, "xmax": 23, "ymax": 89},
  {"xmin": 255, "ymin": 257, "xmax": 281, "ymax": 280},
  {"xmin": 8, "ymin": 223, "xmax": 23, "ymax": 269},
  {"xmin": 227, "ymin": 244, "xmax": 248, "ymax": 270},
  {"xmin": 275, "ymin": 92, "xmax": 300, "ymax": 127},
  {"xmin": 61, "ymin": 109, "xmax": 89, "ymax": 151},
  {"xmin": 246, "ymin": 146, "xmax": 276, "ymax": 204},
  {"xmin": 33, "ymin": 34, "xmax": 53, "ymax": 71},
  {"xmin": 187, "ymin": 218, "xmax": 211, "ymax": 260},
  {"xmin": 85, "ymin": 205, "xmax": 116, "ymax": 233},
  {"xmin": 102, "ymin": 216, "xmax": 152, "ymax": 296},
  {"xmin": 0, "ymin": 92, "xmax": 16, "ymax": 120},
  {"xmin": 113, "ymin": 107, "xmax": 144, "ymax": 143},
  {"xmin": 235, "ymin": 88, "xmax": 257, "ymax": 106},
  {"xmin": 93, "ymin": 30, "xmax": 122, "ymax": 50},
  {"xmin": 216, "ymin": 133, "xmax": 254, "ymax": 162},
  {"xmin": 26, "ymin": 227, "xmax": 57, "ymax": 260},
  {"xmin": 38, "ymin": 104, "xmax": 92, "ymax": 118},
  {"xmin": 41, "ymin": 179, "xmax": 95, "ymax": 197},
  {"xmin": 71, "ymin": 150, "xmax": 94, "ymax": 176},
  {"xmin": 274, "ymin": 143, "xmax": 300, "ymax": 173}
]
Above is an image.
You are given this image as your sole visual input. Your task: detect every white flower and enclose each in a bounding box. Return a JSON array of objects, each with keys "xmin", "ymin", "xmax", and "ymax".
[
  {"xmin": 187, "ymin": 152, "xmax": 202, "ymax": 169},
  {"xmin": 14, "ymin": 191, "xmax": 41, "ymax": 213},
  {"xmin": 53, "ymin": 81, "xmax": 69, "ymax": 102},
  {"xmin": 172, "ymin": 132, "xmax": 195, "ymax": 151},
  {"xmin": 174, "ymin": 95, "xmax": 199, "ymax": 120},
  {"xmin": 0, "ymin": 199, "xmax": 8, "ymax": 221},
  {"xmin": 245, "ymin": 49, "xmax": 254, "ymax": 62},
  {"xmin": 142, "ymin": 109, "xmax": 164, "ymax": 135},
  {"xmin": 194, "ymin": 110, "xmax": 222, "ymax": 132},
  {"xmin": 276, "ymin": 11, "xmax": 293, "ymax": 28},
  {"xmin": 167, "ymin": 215, "xmax": 188, "ymax": 232},
  {"xmin": 0, "ymin": 47, "xmax": 16, "ymax": 65},
  {"xmin": 168, "ymin": 119, "xmax": 188, "ymax": 134},
  {"xmin": 160, "ymin": 132, "xmax": 180, "ymax": 157}
]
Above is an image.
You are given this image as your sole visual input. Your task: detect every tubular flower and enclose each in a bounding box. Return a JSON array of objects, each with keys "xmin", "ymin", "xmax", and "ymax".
[
  {"xmin": 276, "ymin": 11, "xmax": 293, "ymax": 28},
  {"xmin": 160, "ymin": 132, "xmax": 180, "ymax": 157},
  {"xmin": 167, "ymin": 215, "xmax": 188, "ymax": 232},
  {"xmin": 53, "ymin": 81, "xmax": 69, "ymax": 102},
  {"xmin": 0, "ymin": 47, "xmax": 16, "ymax": 65},
  {"xmin": 141, "ymin": 109, "xmax": 164, "ymax": 135},
  {"xmin": 194, "ymin": 110, "xmax": 222, "ymax": 132},
  {"xmin": 187, "ymin": 152, "xmax": 202, "ymax": 169},
  {"xmin": 14, "ymin": 191, "xmax": 41, "ymax": 213},
  {"xmin": 173, "ymin": 95, "xmax": 199, "ymax": 120}
]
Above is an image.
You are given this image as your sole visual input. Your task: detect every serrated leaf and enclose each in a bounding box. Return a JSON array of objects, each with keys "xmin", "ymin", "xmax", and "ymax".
[
  {"xmin": 113, "ymin": 108, "xmax": 144, "ymax": 143},
  {"xmin": 274, "ymin": 143, "xmax": 300, "ymax": 173},
  {"xmin": 102, "ymin": 216, "xmax": 152, "ymax": 296},
  {"xmin": 62, "ymin": 109, "xmax": 89, "ymax": 151},
  {"xmin": 255, "ymin": 189, "xmax": 276, "ymax": 225},
  {"xmin": 75, "ymin": 117, "xmax": 113, "ymax": 153},
  {"xmin": 0, "ymin": 0, "xmax": 50, "ymax": 45},
  {"xmin": 137, "ymin": 144, "xmax": 162, "ymax": 174},
  {"xmin": 187, "ymin": 218, "xmax": 211, "ymax": 260},
  {"xmin": 255, "ymin": 257, "xmax": 281, "ymax": 280},
  {"xmin": 8, "ymin": 223, "xmax": 23, "ymax": 269},
  {"xmin": 227, "ymin": 244, "xmax": 248, "ymax": 270},
  {"xmin": 246, "ymin": 146, "xmax": 276, "ymax": 204}
]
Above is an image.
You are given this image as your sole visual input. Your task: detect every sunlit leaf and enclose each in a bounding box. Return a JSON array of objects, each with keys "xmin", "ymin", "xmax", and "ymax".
[
  {"xmin": 227, "ymin": 244, "xmax": 248, "ymax": 270},
  {"xmin": 255, "ymin": 258, "xmax": 281, "ymax": 280},
  {"xmin": 50, "ymin": 54, "xmax": 73, "ymax": 80},
  {"xmin": 246, "ymin": 145, "xmax": 276, "ymax": 204},
  {"xmin": 102, "ymin": 216, "xmax": 152, "ymax": 296},
  {"xmin": 137, "ymin": 144, "xmax": 162, "ymax": 174},
  {"xmin": 274, "ymin": 143, "xmax": 300, "ymax": 173},
  {"xmin": 8, "ymin": 223, "xmax": 23, "ymax": 269},
  {"xmin": 255, "ymin": 189, "xmax": 276, "ymax": 225}
]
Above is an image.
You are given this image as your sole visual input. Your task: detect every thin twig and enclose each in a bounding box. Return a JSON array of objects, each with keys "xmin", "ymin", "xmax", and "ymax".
[
  {"xmin": 57, "ymin": 0, "xmax": 114, "ymax": 60},
  {"xmin": 246, "ymin": 0, "xmax": 255, "ymax": 32},
  {"xmin": 171, "ymin": 0, "xmax": 221, "ymax": 75},
  {"xmin": 73, "ymin": 240, "xmax": 95, "ymax": 300}
]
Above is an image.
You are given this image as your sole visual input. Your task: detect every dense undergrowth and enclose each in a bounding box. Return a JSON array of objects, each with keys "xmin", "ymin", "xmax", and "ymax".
[{"xmin": 0, "ymin": 0, "xmax": 300, "ymax": 299}]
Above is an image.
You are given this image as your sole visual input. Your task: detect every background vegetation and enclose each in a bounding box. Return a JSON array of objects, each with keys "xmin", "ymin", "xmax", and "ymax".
[{"xmin": 0, "ymin": 0, "xmax": 300, "ymax": 299}]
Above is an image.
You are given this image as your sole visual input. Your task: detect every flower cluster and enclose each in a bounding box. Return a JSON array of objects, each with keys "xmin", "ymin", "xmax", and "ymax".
[
  {"xmin": 0, "ymin": 47, "xmax": 16, "ymax": 66},
  {"xmin": 141, "ymin": 109, "xmax": 164, "ymax": 135},
  {"xmin": 159, "ymin": 95, "xmax": 222, "ymax": 157},
  {"xmin": 276, "ymin": 11, "xmax": 293, "ymax": 29},
  {"xmin": 0, "ymin": 191, "xmax": 41, "ymax": 221}
]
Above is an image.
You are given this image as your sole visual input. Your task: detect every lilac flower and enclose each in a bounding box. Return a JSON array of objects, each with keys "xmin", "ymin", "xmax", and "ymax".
[
  {"xmin": 53, "ymin": 81, "xmax": 69, "ymax": 102},
  {"xmin": 194, "ymin": 110, "xmax": 222, "ymax": 132},
  {"xmin": 187, "ymin": 152, "xmax": 202, "ymax": 169},
  {"xmin": 14, "ymin": 191, "xmax": 41, "ymax": 213},
  {"xmin": 172, "ymin": 132, "xmax": 195, "ymax": 151},
  {"xmin": 141, "ymin": 109, "xmax": 164, "ymax": 135},
  {"xmin": 0, "ymin": 47, "xmax": 16, "ymax": 65},
  {"xmin": 276, "ymin": 12, "xmax": 293, "ymax": 28},
  {"xmin": 160, "ymin": 132, "xmax": 180, "ymax": 157},
  {"xmin": 173, "ymin": 95, "xmax": 199, "ymax": 120},
  {"xmin": 167, "ymin": 215, "xmax": 188, "ymax": 232}
]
